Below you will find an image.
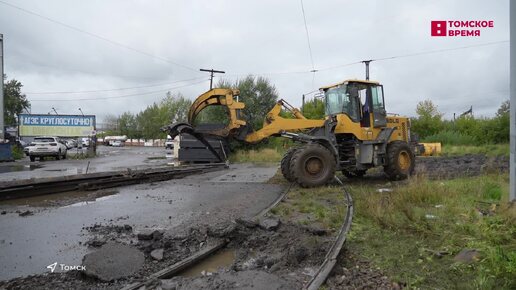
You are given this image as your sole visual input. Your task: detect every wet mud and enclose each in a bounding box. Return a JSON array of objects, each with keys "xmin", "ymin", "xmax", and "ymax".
[
  {"xmin": 0, "ymin": 155, "xmax": 509, "ymax": 289},
  {"xmin": 415, "ymin": 154, "xmax": 508, "ymax": 178}
]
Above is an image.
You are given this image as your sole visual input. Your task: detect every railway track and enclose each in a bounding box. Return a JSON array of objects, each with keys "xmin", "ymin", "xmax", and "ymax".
[
  {"xmin": 121, "ymin": 175, "xmax": 354, "ymax": 290},
  {"xmin": 0, "ymin": 163, "xmax": 227, "ymax": 200}
]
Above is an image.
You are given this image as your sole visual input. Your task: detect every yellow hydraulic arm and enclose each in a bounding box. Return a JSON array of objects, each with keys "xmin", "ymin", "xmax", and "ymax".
[
  {"xmin": 186, "ymin": 88, "xmax": 324, "ymax": 143},
  {"xmin": 187, "ymin": 88, "xmax": 246, "ymax": 137},
  {"xmin": 244, "ymin": 100, "xmax": 324, "ymax": 143}
]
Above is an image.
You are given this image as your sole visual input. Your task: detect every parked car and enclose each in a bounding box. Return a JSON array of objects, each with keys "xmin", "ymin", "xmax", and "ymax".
[
  {"xmin": 28, "ymin": 137, "xmax": 68, "ymax": 162},
  {"xmin": 165, "ymin": 135, "xmax": 174, "ymax": 149},
  {"xmin": 112, "ymin": 140, "xmax": 125, "ymax": 147},
  {"xmin": 63, "ymin": 139, "xmax": 77, "ymax": 149},
  {"xmin": 81, "ymin": 138, "xmax": 90, "ymax": 147},
  {"xmin": 18, "ymin": 140, "xmax": 31, "ymax": 156},
  {"xmin": 23, "ymin": 145, "xmax": 31, "ymax": 156}
]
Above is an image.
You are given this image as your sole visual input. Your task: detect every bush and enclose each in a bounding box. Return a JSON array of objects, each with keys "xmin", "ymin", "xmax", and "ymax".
[
  {"xmin": 422, "ymin": 130, "xmax": 477, "ymax": 146},
  {"xmin": 412, "ymin": 100, "xmax": 509, "ymax": 145},
  {"xmin": 11, "ymin": 145, "xmax": 25, "ymax": 160}
]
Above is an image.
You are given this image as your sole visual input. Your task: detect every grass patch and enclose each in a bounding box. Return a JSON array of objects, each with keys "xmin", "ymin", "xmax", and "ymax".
[
  {"xmin": 229, "ymin": 148, "xmax": 284, "ymax": 163},
  {"xmin": 347, "ymin": 174, "xmax": 515, "ymax": 289},
  {"xmin": 441, "ymin": 144, "xmax": 509, "ymax": 157},
  {"xmin": 147, "ymin": 156, "xmax": 166, "ymax": 160},
  {"xmin": 272, "ymin": 177, "xmax": 347, "ymax": 231}
]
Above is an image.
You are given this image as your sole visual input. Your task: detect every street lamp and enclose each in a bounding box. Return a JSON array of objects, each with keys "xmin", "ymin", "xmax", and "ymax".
[
  {"xmin": 52, "ymin": 107, "xmax": 58, "ymax": 115},
  {"xmin": 78, "ymin": 108, "xmax": 84, "ymax": 116}
]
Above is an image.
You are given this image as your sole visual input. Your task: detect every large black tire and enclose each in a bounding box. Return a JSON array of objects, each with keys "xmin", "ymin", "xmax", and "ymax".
[
  {"xmin": 29, "ymin": 156, "xmax": 35, "ymax": 162},
  {"xmin": 63, "ymin": 150, "xmax": 67, "ymax": 159},
  {"xmin": 280, "ymin": 147, "xmax": 298, "ymax": 182},
  {"xmin": 384, "ymin": 141, "xmax": 415, "ymax": 180},
  {"xmin": 289, "ymin": 143, "xmax": 336, "ymax": 188}
]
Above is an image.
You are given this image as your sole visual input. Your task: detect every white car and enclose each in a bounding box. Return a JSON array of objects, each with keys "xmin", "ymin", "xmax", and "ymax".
[
  {"xmin": 112, "ymin": 140, "xmax": 124, "ymax": 147},
  {"xmin": 81, "ymin": 138, "xmax": 90, "ymax": 147},
  {"xmin": 165, "ymin": 135, "xmax": 174, "ymax": 149},
  {"xmin": 28, "ymin": 137, "xmax": 68, "ymax": 162}
]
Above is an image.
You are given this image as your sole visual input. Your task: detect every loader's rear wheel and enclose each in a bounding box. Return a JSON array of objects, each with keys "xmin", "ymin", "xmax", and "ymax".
[
  {"xmin": 281, "ymin": 147, "xmax": 298, "ymax": 182},
  {"xmin": 289, "ymin": 143, "xmax": 336, "ymax": 187},
  {"xmin": 384, "ymin": 141, "xmax": 415, "ymax": 180}
]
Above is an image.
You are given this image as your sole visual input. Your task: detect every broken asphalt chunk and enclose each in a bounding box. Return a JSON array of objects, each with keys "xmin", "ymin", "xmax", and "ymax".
[
  {"xmin": 137, "ymin": 229, "xmax": 163, "ymax": 241},
  {"xmin": 236, "ymin": 218, "xmax": 258, "ymax": 228},
  {"xmin": 82, "ymin": 242, "xmax": 144, "ymax": 281},
  {"xmin": 258, "ymin": 217, "xmax": 280, "ymax": 231},
  {"xmin": 150, "ymin": 248, "xmax": 164, "ymax": 261}
]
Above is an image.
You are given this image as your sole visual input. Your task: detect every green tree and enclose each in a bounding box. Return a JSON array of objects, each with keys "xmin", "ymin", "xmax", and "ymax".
[
  {"xmin": 136, "ymin": 92, "xmax": 192, "ymax": 139},
  {"xmin": 136, "ymin": 103, "xmax": 160, "ymax": 139},
  {"xmin": 212, "ymin": 76, "xmax": 279, "ymax": 130},
  {"xmin": 118, "ymin": 112, "xmax": 139, "ymax": 138},
  {"xmin": 416, "ymin": 99, "xmax": 443, "ymax": 119},
  {"xmin": 492, "ymin": 100, "xmax": 510, "ymax": 143},
  {"xmin": 496, "ymin": 100, "xmax": 509, "ymax": 117},
  {"xmin": 411, "ymin": 99, "xmax": 444, "ymax": 138},
  {"xmin": 161, "ymin": 92, "xmax": 192, "ymax": 123},
  {"xmin": 3, "ymin": 76, "xmax": 30, "ymax": 125},
  {"xmin": 302, "ymin": 98, "xmax": 325, "ymax": 119}
]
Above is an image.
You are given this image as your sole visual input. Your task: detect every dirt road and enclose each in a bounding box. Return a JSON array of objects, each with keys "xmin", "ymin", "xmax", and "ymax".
[{"xmin": 0, "ymin": 163, "xmax": 281, "ymax": 281}]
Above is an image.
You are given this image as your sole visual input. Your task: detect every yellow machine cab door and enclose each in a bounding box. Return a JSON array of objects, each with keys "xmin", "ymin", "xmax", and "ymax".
[{"xmin": 370, "ymin": 85, "xmax": 387, "ymax": 127}]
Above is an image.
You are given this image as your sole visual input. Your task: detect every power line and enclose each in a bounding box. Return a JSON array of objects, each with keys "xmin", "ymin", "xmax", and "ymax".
[
  {"xmin": 29, "ymin": 79, "xmax": 208, "ymax": 102},
  {"xmin": 15, "ymin": 62, "xmax": 168, "ymax": 81},
  {"xmin": 315, "ymin": 61, "xmax": 363, "ymax": 72},
  {"xmin": 225, "ymin": 69, "xmax": 310, "ymax": 78},
  {"xmin": 372, "ymin": 40, "xmax": 509, "ymax": 62},
  {"xmin": 227, "ymin": 40, "xmax": 509, "ymax": 78},
  {"xmin": 300, "ymin": 0, "xmax": 315, "ymax": 73},
  {"xmin": 317, "ymin": 40, "xmax": 509, "ymax": 71},
  {"xmin": 25, "ymin": 76, "xmax": 207, "ymax": 95},
  {"xmin": 0, "ymin": 0, "xmax": 199, "ymax": 72}
]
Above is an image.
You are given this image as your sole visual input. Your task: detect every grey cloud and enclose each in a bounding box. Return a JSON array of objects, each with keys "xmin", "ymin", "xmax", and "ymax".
[{"xmin": 0, "ymin": 0, "xmax": 509, "ymax": 121}]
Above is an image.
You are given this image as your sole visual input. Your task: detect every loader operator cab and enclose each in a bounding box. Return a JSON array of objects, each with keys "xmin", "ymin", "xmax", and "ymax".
[{"xmin": 323, "ymin": 80, "xmax": 387, "ymax": 128}]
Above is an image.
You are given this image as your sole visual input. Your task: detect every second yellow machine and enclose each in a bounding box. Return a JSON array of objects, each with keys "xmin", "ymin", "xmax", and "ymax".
[{"xmin": 166, "ymin": 79, "xmax": 417, "ymax": 187}]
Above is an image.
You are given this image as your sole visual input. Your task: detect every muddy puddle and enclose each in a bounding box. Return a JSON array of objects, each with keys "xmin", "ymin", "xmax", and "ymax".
[
  {"xmin": 178, "ymin": 249, "xmax": 236, "ymax": 277},
  {"xmin": 0, "ymin": 189, "xmax": 119, "ymax": 207},
  {"xmin": 0, "ymin": 164, "xmax": 42, "ymax": 173}
]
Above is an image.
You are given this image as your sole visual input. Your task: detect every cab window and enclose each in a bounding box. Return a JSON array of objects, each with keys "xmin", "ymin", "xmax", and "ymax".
[{"xmin": 371, "ymin": 85, "xmax": 384, "ymax": 110}]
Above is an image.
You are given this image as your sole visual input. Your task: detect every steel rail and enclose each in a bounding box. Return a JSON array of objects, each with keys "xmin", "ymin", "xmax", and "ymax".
[
  {"xmin": 304, "ymin": 175, "xmax": 354, "ymax": 290},
  {"xmin": 120, "ymin": 177, "xmax": 354, "ymax": 290},
  {"xmin": 120, "ymin": 181, "xmax": 294, "ymax": 290},
  {"xmin": 0, "ymin": 163, "xmax": 227, "ymax": 200}
]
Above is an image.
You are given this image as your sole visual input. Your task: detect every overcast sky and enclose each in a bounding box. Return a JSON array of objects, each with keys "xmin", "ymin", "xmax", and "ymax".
[{"xmin": 0, "ymin": 0, "xmax": 510, "ymax": 124}]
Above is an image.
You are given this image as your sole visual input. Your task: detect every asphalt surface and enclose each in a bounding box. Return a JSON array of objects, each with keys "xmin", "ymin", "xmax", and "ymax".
[
  {"xmin": 0, "ymin": 157, "xmax": 282, "ymax": 281},
  {"xmin": 0, "ymin": 146, "xmax": 170, "ymax": 182}
]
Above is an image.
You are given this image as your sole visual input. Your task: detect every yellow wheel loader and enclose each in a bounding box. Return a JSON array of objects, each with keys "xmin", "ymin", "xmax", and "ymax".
[{"xmin": 165, "ymin": 79, "xmax": 417, "ymax": 187}]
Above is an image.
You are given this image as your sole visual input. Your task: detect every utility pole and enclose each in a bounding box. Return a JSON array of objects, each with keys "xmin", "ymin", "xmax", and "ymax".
[
  {"xmin": 362, "ymin": 60, "xmax": 373, "ymax": 80},
  {"xmin": 302, "ymin": 94, "xmax": 305, "ymax": 114},
  {"xmin": 0, "ymin": 34, "xmax": 4, "ymax": 142},
  {"xmin": 200, "ymin": 68, "xmax": 225, "ymax": 90},
  {"xmin": 510, "ymin": 1, "xmax": 515, "ymax": 201}
]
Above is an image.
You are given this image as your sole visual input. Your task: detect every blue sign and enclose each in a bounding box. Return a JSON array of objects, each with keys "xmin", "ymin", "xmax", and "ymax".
[{"xmin": 19, "ymin": 114, "xmax": 95, "ymax": 127}]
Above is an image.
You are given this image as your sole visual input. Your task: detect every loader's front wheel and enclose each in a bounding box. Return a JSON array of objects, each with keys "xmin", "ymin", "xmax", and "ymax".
[
  {"xmin": 289, "ymin": 143, "xmax": 336, "ymax": 187},
  {"xmin": 384, "ymin": 141, "xmax": 415, "ymax": 180},
  {"xmin": 281, "ymin": 147, "xmax": 298, "ymax": 182}
]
